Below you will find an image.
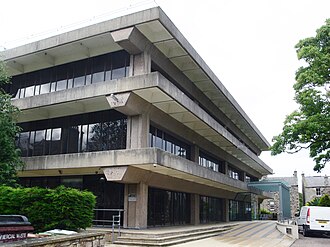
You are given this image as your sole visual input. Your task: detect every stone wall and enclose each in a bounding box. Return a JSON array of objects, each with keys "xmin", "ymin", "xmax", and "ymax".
[
  {"xmin": 260, "ymin": 185, "xmax": 299, "ymax": 218},
  {"xmin": 260, "ymin": 192, "xmax": 279, "ymax": 214},
  {"xmin": 290, "ymin": 185, "xmax": 299, "ymax": 217},
  {"xmin": 6, "ymin": 232, "xmax": 105, "ymax": 247},
  {"xmin": 304, "ymin": 186, "xmax": 330, "ymax": 204}
]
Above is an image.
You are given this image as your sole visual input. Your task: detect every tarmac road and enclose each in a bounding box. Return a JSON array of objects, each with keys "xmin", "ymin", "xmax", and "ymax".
[{"xmin": 291, "ymin": 233, "xmax": 330, "ymax": 246}]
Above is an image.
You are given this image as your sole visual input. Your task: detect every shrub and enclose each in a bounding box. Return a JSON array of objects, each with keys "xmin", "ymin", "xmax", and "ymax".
[
  {"xmin": 0, "ymin": 185, "xmax": 96, "ymax": 232},
  {"xmin": 319, "ymin": 194, "xmax": 330, "ymax": 207},
  {"xmin": 306, "ymin": 197, "xmax": 320, "ymax": 206},
  {"xmin": 260, "ymin": 208, "xmax": 272, "ymax": 214}
]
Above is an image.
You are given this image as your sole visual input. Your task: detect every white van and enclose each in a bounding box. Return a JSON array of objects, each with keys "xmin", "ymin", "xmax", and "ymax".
[{"xmin": 297, "ymin": 206, "xmax": 330, "ymax": 236}]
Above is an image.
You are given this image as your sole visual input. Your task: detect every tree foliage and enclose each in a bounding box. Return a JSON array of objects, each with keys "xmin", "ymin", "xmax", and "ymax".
[
  {"xmin": 0, "ymin": 185, "xmax": 96, "ymax": 232},
  {"xmin": 306, "ymin": 196, "xmax": 321, "ymax": 206},
  {"xmin": 0, "ymin": 60, "xmax": 22, "ymax": 186},
  {"xmin": 319, "ymin": 194, "xmax": 330, "ymax": 206},
  {"xmin": 271, "ymin": 19, "xmax": 330, "ymax": 172},
  {"xmin": 306, "ymin": 194, "xmax": 330, "ymax": 207}
]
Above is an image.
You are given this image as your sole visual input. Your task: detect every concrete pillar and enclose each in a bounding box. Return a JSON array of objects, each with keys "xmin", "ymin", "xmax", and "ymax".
[
  {"xmin": 129, "ymin": 52, "xmax": 151, "ymax": 76},
  {"xmin": 125, "ymin": 182, "xmax": 148, "ymax": 229},
  {"xmin": 123, "ymin": 184, "xmax": 129, "ymax": 228},
  {"xmin": 224, "ymin": 162, "xmax": 229, "ymax": 175},
  {"xmin": 126, "ymin": 184, "xmax": 137, "ymax": 228},
  {"xmin": 224, "ymin": 198, "xmax": 230, "ymax": 222},
  {"xmin": 136, "ymin": 182, "xmax": 148, "ymax": 229},
  {"xmin": 242, "ymin": 171, "xmax": 247, "ymax": 182},
  {"xmin": 191, "ymin": 145, "xmax": 199, "ymax": 163},
  {"xmin": 127, "ymin": 113, "xmax": 150, "ymax": 149},
  {"xmin": 190, "ymin": 194, "xmax": 200, "ymax": 225}
]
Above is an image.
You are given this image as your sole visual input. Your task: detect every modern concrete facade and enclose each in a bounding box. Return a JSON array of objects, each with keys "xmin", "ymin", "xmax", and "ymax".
[
  {"xmin": 302, "ymin": 174, "xmax": 330, "ymax": 205},
  {"xmin": 1, "ymin": 7, "xmax": 272, "ymax": 229}
]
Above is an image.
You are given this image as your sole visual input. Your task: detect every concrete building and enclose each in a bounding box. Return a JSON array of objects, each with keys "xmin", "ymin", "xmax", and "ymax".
[
  {"xmin": 302, "ymin": 174, "xmax": 330, "ymax": 205},
  {"xmin": 1, "ymin": 7, "xmax": 272, "ymax": 229},
  {"xmin": 256, "ymin": 171, "xmax": 299, "ymax": 218}
]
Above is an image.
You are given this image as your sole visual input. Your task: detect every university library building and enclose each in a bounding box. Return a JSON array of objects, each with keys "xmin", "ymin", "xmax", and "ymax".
[{"xmin": 1, "ymin": 7, "xmax": 272, "ymax": 229}]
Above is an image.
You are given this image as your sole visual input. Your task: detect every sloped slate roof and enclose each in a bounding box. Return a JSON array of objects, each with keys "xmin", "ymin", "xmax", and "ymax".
[{"xmin": 304, "ymin": 176, "xmax": 329, "ymax": 187}]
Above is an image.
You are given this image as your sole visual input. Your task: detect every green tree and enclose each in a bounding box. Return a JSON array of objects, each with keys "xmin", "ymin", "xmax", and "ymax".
[
  {"xmin": 0, "ymin": 60, "xmax": 22, "ymax": 186},
  {"xmin": 271, "ymin": 19, "xmax": 330, "ymax": 172},
  {"xmin": 319, "ymin": 194, "xmax": 330, "ymax": 206},
  {"xmin": 306, "ymin": 197, "xmax": 321, "ymax": 206},
  {"xmin": 299, "ymin": 192, "xmax": 303, "ymax": 209}
]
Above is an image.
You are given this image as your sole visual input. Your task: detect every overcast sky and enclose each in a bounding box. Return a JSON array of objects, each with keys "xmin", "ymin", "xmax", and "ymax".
[{"xmin": 1, "ymin": 0, "xmax": 329, "ymax": 183}]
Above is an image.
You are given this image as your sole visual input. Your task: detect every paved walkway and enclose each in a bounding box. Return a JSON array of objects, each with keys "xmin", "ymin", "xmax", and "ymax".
[
  {"xmin": 105, "ymin": 221, "xmax": 296, "ymax": 246},
  {"xmin": 176, "ymin": 221, "xmax": 295, "ymax": 247}
]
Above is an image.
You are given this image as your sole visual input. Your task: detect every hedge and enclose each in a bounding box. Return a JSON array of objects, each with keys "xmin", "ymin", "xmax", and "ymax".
[{"xmin": 0, "ymin": 185, "xmax": 96, "ymax": 232}]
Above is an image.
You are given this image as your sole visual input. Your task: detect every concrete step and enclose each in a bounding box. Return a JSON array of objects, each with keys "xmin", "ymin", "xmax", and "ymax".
[{"xmin": 112, "ymin": 225, "xmax": 235, "ymax": 246}]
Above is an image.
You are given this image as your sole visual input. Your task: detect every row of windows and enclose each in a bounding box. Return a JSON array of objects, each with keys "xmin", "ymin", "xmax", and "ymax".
[
  {"xmin": 199, "ymin": 151, "xmax": 225, "ymax": 173},
  {"xmin": 3, "ymin": 50, "xmax": 130, "ymax": 99},
  {"xmin": 149, "ymin": 126, "xmax": 191, "ymax": 159},
  {"xmin": 16, "ymin": 110, "xmax": 127, "ymax": 157},
  {"xmin": 16, "ymin": 115, "xmax": 256, "ymax": 183},
  {"xmin": 151, "ymin": 62, "xmax": 258, "ymax": 157},
  {"xmin": 228, "ymin": 166, "xmax": 245, "ymax": 181}
]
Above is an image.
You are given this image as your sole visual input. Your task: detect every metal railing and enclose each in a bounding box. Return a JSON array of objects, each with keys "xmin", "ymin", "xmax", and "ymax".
[{"xmin": 92, "ymin": 208, "xmax": 124, "ymax": 243}]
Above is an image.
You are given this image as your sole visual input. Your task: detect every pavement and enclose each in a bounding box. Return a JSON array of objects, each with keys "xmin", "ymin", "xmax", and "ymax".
[
  {"xmin": 106, "ymin": 221, "xmax": 296, "ymax": 247},
  {"xmin": 174, "ymin": 221, "xmax": 295, "ymax": 247}
]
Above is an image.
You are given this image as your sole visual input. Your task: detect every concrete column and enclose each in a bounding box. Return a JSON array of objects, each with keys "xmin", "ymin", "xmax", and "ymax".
[
  {"xmin": 127, "ymin": 113, "xmax": 150, "ymax": 149},
  {"xmin": 126, "ymin": 184, "xmax": 137, "ymax": 228},
  {"xmin": 191, "ymin": 145, "xmax": 199, "ymax": 163},
  {"xmin": 224, "ymin": 198, "xmax": 230, "ymax": 222},
  {"xmin": 125, "ymin": 182, "xmax": 148, "ymax": 229},
  {"xmin": 242, "ymin": 171, "xmax": 247, "ymax": 182},
  {"xmin": 224, "ymin": 162, "xmax": 229, "ymax": 175},
  {"xmin": 136, "ymin": 182, "xmax": 148, "ymax": 229},
  {"xmin": 129, "ymin": 52, "xmax": 151, "ymax": 76},
  {"xmin": 123, "ymin": 184, "xmax": 129, "ymax": 228},
  {"xmin": 190, "ymin": 194, "xmax": 200, "ymax": 225}
]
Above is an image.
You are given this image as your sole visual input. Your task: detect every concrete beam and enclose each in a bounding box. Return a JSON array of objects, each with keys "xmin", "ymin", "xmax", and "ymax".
[
  {"xmin": 111, "ymin": 27, "xmax": 262, "ymax": 155},
  {"xmin": 106, "ymin": 92, "xmax": 151, "ymax": 116},
  {"xmin": 111, "ymin": 27, "xmax": 144, "ymax": 55},
  {"xmin": 7, "ymin": 60, "xmax": 24, "ymax": 73},
  {"xmin": 36, "ymin": 52, "xmax": 55, "ymax": 65},
  {"xmin": 20, "ymin": 148, "xmax": 252, "ymax": 193}
]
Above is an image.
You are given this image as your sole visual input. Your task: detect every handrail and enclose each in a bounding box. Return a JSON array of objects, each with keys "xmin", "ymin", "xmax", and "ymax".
[{"xmin": 92, "ymin": 208, "xmax": 124, "ymax": 243}]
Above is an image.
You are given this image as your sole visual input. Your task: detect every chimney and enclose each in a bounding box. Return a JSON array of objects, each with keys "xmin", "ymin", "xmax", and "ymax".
[
  {"xmin": 293, "ymin": 171, "xmax": 297, "ymax": 178},
  {"xmin": 325, "ymin": 175, "xmax": 328, "ymax": 186}
]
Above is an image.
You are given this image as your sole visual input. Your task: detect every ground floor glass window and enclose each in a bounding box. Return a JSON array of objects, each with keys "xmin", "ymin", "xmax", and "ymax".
[
  {"xmin": 229, "ymin": 200, "xmax": 252, "ymax": 221},
  {"xmin": 148, "ymin": 187, "xmax": 190, "ymax": 226},
  {"xmin": 200, "ymin": 196, "xmax": 224, "ymax": 223}
]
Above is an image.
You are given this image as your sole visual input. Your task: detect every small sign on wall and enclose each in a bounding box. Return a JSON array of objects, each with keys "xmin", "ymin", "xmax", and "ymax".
[{"xmin": 128, "ymin": 193, "xmax": 137, "ymax": 202}]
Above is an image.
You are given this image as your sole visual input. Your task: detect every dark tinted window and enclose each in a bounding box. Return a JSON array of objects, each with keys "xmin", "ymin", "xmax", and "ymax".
[{"xmin": 17, "ymin": 110, "xmax": 127, "ymax": 157}]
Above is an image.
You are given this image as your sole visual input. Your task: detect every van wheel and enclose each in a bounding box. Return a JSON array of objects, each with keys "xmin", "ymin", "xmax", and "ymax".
[{"xmin": 303, "ymin": 226, "xmax": 309, "ymax": 237}]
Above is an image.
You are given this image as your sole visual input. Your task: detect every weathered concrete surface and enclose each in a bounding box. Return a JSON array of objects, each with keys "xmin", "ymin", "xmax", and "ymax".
[{"xmin": 175, "ymin": 221, "xmax": 295, "ymax": 247}]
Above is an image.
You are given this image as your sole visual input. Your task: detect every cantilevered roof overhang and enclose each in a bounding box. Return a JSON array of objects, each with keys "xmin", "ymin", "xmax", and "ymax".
[{"xmin": 1, "ymin": 7, "xmax": 270, "ymax": 155}]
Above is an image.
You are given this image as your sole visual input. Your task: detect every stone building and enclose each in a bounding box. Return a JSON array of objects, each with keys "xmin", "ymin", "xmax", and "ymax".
[
  {"xmin": 0, "ymin": 7, "xmax": 272, "ymax": 229},
  {"xmin": 302, "ymin": 174, "xmax": 330, "ymax": 205},
  {"xmin": 258, "ymin": 171, "xmax": 299, "ymax": 218}
]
